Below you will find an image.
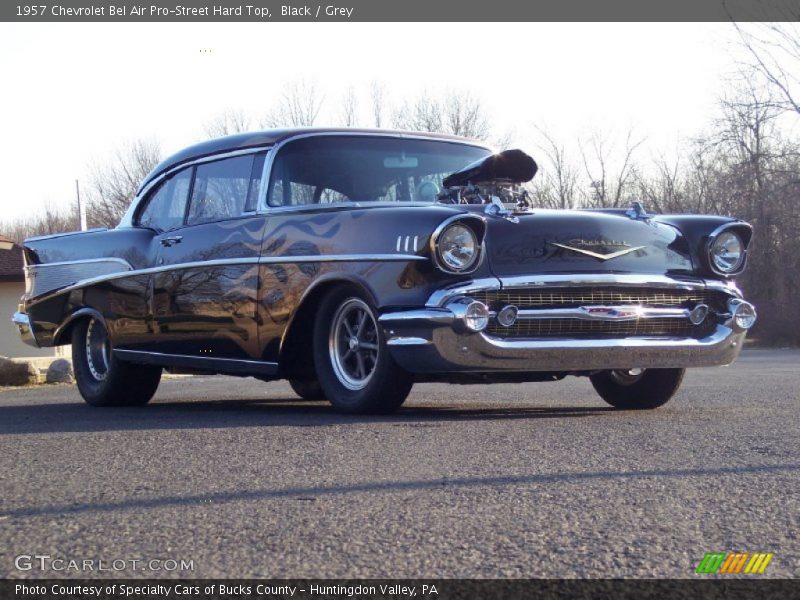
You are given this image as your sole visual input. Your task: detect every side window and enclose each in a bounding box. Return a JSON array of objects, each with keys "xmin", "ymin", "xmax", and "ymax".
[
  {"xmin": 138, "ymin": 168, "xmax": 192, "ymax": 232},
  {"xmin": 187, "ymin": 153, "xmax": 264, "ymax": 225}
]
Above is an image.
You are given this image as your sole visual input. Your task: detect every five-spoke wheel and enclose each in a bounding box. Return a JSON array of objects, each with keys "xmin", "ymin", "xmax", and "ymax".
[
  {"xmin": 313, "ymin": 286, "xmax": 413, "ymax": 414},
  {"xmin": 329, "ymin": 297, "xmax": 380, "ymax": 391}
]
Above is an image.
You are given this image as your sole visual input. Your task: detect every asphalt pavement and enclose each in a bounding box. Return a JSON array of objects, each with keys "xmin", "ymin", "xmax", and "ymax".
[{"xmin": 0, "ymin": 349, "xmax": 798, "ymax": 578}]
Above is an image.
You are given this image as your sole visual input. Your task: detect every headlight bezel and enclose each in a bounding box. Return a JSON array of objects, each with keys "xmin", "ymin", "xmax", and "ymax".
[
  {"xmin": 430, "ymin": 215, "xmax": 485, "ymax": 274},
  {"xmin": 705, "ymin": 224, "xmax": 751, "ymax": 277}
]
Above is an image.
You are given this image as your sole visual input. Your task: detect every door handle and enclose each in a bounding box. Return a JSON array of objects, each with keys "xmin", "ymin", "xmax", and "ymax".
[{"xmin": 160, "ymin": 235, "xmax": 183, "ymax": 247}]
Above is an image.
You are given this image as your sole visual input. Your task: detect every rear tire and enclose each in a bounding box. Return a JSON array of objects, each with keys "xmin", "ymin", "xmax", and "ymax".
[
  {"xmin": 590, "ymin": 368, "xmax": 684, "ymax": 410},
  {"xmin": 72, "ymin": 318, "xmax": 161, "ymax": 407},
  {"xmin": 313, "ymin": 286, "xmax": 413, "ymax": 414},
  {"xmin": 289, "ymin": 378, "xmax": 326, "ymax": 401}
]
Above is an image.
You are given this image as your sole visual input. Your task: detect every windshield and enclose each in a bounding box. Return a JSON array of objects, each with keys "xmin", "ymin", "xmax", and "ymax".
[{"xmin": 267, "ymin": 136, "xmax": 491, "ymax": 207}]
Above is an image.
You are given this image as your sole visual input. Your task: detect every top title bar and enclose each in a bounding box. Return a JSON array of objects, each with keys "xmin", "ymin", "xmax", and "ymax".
[{"xmin": 3, "ymin": 0, "xmax": 799, "ymax": 22}]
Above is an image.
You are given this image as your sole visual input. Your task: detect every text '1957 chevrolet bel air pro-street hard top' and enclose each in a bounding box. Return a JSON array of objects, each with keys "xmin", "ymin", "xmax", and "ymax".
[{"xmin": 13, "ymin": 129, "xmax": 757, "ymax": 414}]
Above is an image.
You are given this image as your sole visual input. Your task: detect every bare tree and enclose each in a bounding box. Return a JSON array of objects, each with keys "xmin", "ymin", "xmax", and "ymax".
[
  {"xmin": 204, "ymin": 109, "xmax": 254, "ymax": 138},
  {"xmin": 632, "ymin": 152, "xmax": 684, "ymax": 213},
  {"xmin": 392, "ymin": 95, "xmax": 443, "ymax": 132},
  {"xmin": 85, "ymin": 138, "xmax": 162, "ymax": 228},
  {"xmin": 532, "ymin": 126, "xmax": 579, "ymax": 209},
  {"xmin": 370, "ymin": 81, "xmax": 386, "ymax": 128},
  {"xmin": 734, "ymin": 23, "xmax": 800, "ymax": 115},
  {"xmin": 262, "ymin": 80, "xmax": 324, "ymax": 127},
  {"xmin": 0, "ymin": 201, "xmax": 78, "ymax": 242},
  {"xmin": 340, "ymin": 86, "xmax": 359, "ymax": 127},
  {"xmin": 442, "ymin": 94, "xmax": 491, "ymax": 140},
  {"xmin": 579, "ymin": 129, "xmax": 644, "ymax": 207},
  {"xmin": 392, "ymin": 91, "xmax": 491, "ymax": 140}
]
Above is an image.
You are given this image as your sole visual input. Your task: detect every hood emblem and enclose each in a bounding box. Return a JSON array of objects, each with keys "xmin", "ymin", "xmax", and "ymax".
[{"xmin": 550, "ymin": 241, "xmax": 646, "ymax": 261}]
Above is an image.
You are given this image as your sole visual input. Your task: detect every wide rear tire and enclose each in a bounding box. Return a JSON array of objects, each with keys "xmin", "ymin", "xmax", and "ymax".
[
  {"xmin": 313, "ymin": 286, "xmax": 413, "ymax": 414},
  {"xmin": 72, "ymin": 318, "xmax": 162, "ymax": 407},
  {"xmin": 590, "ymin": 368, "xmax": 684, "ymax": 410}
]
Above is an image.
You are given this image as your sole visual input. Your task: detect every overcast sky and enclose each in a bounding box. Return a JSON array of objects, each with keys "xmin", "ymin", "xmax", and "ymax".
[{"xmin": 0, "ymin": 22, "xmax": 753, "ymax": 223}]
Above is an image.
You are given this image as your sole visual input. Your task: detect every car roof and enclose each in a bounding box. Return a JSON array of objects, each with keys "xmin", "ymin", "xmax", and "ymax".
[{"xmin": 138, "ymin": 127, "xmax": 487, "ymax": 194}]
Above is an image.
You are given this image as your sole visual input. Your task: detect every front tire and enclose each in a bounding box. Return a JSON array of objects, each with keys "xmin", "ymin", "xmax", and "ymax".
[
  {"xmin": 289, "ymin": 378, "xmax": 326, "ymax": 401},
  {"xmin": 313, "ymin": 287, "xmax": 413, "ymax": 414},
  {"xmin": 590, "ymin": 368, "xmax": 684, "ymax": 410},
  {"xmin": 72, "ymin": 318, "xmax": 162, "ymax": 407}
]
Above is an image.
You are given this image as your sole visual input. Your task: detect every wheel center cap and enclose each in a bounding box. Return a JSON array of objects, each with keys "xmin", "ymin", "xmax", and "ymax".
[{"xmin": 348, "ymin": 336, "xmax": 360, "ymax": 351}]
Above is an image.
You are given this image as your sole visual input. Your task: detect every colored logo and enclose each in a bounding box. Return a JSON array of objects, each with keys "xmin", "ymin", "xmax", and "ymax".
[{"xmin": 696, "ymin": 552, "xmax": 773, "ymax": 574}]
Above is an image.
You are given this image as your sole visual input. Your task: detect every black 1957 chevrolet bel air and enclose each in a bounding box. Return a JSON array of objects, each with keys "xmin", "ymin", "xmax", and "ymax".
[{"xmin": 13, "ymin": 128, "xmax": 757, "ymax": 414}]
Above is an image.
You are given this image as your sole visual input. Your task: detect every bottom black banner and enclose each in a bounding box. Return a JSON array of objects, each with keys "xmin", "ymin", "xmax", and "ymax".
[{"xmin": 1, "ymin": 579, "xmax": 796, "ymax": 600}]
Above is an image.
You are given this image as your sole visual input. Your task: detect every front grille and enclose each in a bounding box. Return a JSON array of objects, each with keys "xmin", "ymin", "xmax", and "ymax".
[
  {"xmin": 475, "ymin": 285, "xmax": 726, "ymax": 340},
  {"xmin": 486, "ymin": 318, "xmax": 714, "ymax": 339},
  {"xmin": 473, "ymin": 286, "xmax": 725, "ymax": 310}
]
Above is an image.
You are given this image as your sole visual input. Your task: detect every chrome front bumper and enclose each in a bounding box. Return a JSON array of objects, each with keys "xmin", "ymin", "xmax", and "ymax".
[
  {"xmin": 12, "ymin": 311, "xmax": 39, "ymax": 348},
  {"xmin": 380, "ymin": 276, "xmax": 752, "ymax": 373}
]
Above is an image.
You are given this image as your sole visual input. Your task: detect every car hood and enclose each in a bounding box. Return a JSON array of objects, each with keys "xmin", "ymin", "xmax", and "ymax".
[{"xmin": 477, "ymin": 209, "xmax": 694, "ymax": 278}]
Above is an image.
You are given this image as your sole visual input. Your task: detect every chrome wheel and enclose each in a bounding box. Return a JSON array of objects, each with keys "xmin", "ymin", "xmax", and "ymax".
[
  {"xmin": 329, "ymin": 298, "xmax": 379, "ymax": 391},
  {"xmin": 609, "ymin": 368, "xmax": 645, "ymax": 386},
  {"xmin": 85, "ymin": 318, "xmax": 110, "ymax": 382}
]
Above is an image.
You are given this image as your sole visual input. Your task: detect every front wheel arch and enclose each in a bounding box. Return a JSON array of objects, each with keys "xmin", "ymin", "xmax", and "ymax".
[{"xmin": 277, "ymin": 276, "xmax": 379, "ymax": 378}]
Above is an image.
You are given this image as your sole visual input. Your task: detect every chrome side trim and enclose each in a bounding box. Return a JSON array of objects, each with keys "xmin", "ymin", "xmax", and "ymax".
[
  {"xmin": 114, "ymin": 349, "xmax": 279, "ymax": 375},
  {"xmin": 386, "ymin": 337, "xmax": 433, "ymax": 347},
  {"xmin": 12, "ymin": 312, "xmax": 38, "ymax": 348},
  {"xmin": 26, "ymin": 257, "xmax": 133, "ymax": 270},
  {"xmin": 26, "ymin": 253, "xmax": 427, "ymax": 307},
  {"xmin": 425, "ymin": 274, "xmax": 740, "ymax": 307},
  {"xmin": 379, "ymin": 309, "xmax": 455, "ymax": 325},
  {"xmin": 260, "ymin": 254, "xmax": 425, "ymax": 264}
]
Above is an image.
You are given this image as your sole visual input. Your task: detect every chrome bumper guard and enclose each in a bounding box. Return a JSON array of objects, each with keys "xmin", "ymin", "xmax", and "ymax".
[
  {"xmin": 379, "ymin": 278, "xmax": 752, "ymax": 373},
  {"xmin": 12, "ymin": 312, "xmax": 39, "ymax": 348}
]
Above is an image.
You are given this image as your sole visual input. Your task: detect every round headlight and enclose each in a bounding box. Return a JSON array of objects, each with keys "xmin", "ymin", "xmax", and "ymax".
[
  {"xmin": 709, "ymin": 230, "xmax": 744, "ymax": 274},
  {"xmin": 437, "ymin": 223, "xmax": 479, "ymax": 272}
]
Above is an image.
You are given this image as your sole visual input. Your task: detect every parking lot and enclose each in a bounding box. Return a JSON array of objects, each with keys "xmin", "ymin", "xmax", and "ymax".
[{"xmin": 0, "ymin": 349, "xmax": 798, "ymax": 578}]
